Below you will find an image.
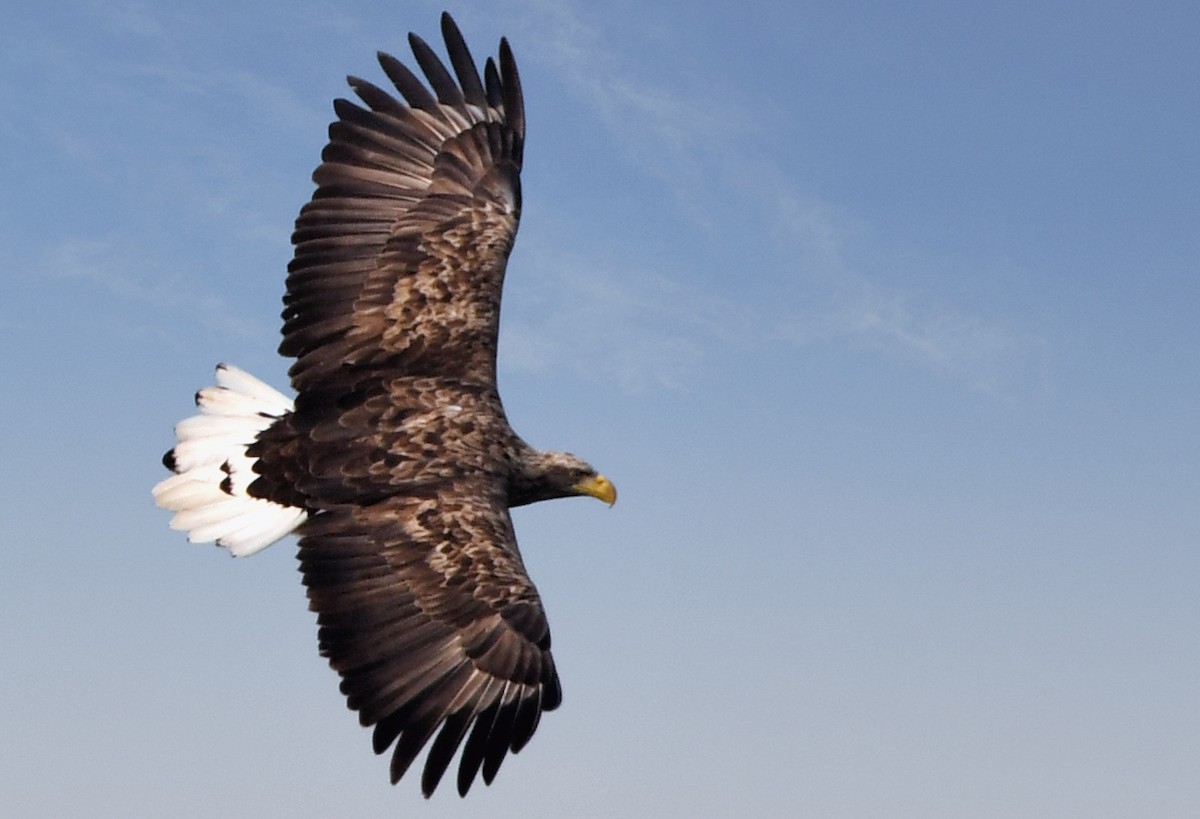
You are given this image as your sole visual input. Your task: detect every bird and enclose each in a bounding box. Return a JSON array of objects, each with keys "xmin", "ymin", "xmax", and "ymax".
[{"xmin": 152, "ymin": 12, "xmax": 615, "ymax": 798}]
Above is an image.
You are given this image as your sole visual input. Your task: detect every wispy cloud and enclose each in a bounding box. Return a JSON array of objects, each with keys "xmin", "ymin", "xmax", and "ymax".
[
  {"xmin": 486, "ymin": 0, "xmax": 1044, "ymax": 396},
  {"xmin": 90, "ymin": 0, "xmax": 176, "ymax": 46},
  {"xmin": 777, "ymin": 279, "xmax": 1046, "ymax": 397},
  {"xmin": 41, "ymin": 238, "xmax": 271, "ymax": 342},
  {"xmin": 15, "ymin": 2, "xmax": 1040, "ymax": 396},
  {"xmin": 500, "ymin": 248, "xmax": 759, "ymax": 390},
  {"xmin": 758, "ymin": 181, "xmax": 1045, "ymax": 397},
  {"xmin": 496, "ymin": 0, "xmax": 746, "ymax": 223},
  {"xmin": 502, "ymin": 238, "xmax": 1043, "ymax": 398},
  {"xmin": 3, "ymin": 4, "xmax": 312, "ymax": 349}
]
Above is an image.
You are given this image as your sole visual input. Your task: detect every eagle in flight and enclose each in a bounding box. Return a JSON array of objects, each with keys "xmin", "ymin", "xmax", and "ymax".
[{"xmin": 152, "ymin": 12, "xmax": 615, "ymax": 798}]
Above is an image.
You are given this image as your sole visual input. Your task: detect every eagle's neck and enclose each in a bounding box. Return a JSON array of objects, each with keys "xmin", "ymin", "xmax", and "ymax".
[{"xmin": 506, "ymin": 447, "xmax": 581, "ymax": 508}]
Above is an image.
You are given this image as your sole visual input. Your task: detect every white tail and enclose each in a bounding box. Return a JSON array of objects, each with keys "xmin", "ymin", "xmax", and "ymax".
[{"xmin": 153, "ymin": 364, "xmax": 307, "ymax": 557}]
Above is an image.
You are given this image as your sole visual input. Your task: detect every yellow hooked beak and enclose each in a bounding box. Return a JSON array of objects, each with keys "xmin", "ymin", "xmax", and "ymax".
[{"xmin": 574, "ymin": 474, "xmax": 617, "ymax": 506}]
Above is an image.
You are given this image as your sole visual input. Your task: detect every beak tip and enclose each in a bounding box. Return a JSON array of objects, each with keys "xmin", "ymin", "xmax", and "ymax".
[{"xmin": 582, "ymin": 475, "xmax": 617, "ymax": 506}]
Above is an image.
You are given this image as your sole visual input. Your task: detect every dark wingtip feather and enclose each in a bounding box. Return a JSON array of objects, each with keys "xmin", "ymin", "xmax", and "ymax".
[
  {"xmin": 162, "ymin": 449, "xmax": 177, "ymax": 471},
  {"xmin": 498, "ymin": 38, "xmax": 523, "ymax": 137},
  {"xmin": 543, "ymin": 659, "xmax": 563, "ymax": 711},
  {"xmin": 420, "ymin": 709, "xmax": 474, "ymax": 797},
  {"xmin": 440, "ymin": 12, "xmax": 487, "ymax": 108},
  {"xmin": 481, "ymin": 699, "xmax": 520, "ymax": 785},
  {"xmin": 483, "ymin": 57, "xmax": 502, "ymax": 108},
  {"xmin": 373, "ymin": 707, "xmax": 408, "ymax": 756},
  {"xmin": 377, "ymin": 51, "xmax": 438, "ymax": 110},
  {"xmin": 509, "ymin": 691, "xmax": 541, "ymax": 754},
  {"xmin": 408, "ymin": 30, "xmax": 464, "ymax": 107},
  {"xmin": 347, "ymin": 75, "xmax": 406, "ymax": 116},
  {"xmin": 457, "ymin": 701, "xmax": 499, "ymax": 796},
  {"xmin": 389, "ymin": 721, "xmax": 437, "ymax": 788}
]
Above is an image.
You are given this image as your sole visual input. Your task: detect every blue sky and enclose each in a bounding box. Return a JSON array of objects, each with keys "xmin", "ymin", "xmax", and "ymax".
[{"xmin": 3, "ymin": 0, "xmax": 1199, "ymax": 815}]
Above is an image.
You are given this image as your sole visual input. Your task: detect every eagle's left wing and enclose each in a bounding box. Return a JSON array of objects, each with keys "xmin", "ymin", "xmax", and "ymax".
[{"xmin": 298, "ymin": 474, "xmax": 561, "ymax": 797}]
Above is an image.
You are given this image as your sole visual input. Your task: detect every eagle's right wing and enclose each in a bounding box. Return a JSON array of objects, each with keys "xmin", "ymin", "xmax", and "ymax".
[{"xmin": 280, "ymin": 12, "xmax": 525, "ymax": 392}]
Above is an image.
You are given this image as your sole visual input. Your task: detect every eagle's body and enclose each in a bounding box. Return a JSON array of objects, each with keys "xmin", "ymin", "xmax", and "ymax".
[{"xmin": 153, "ymin": 14, "xmax": 614, "ymax": 798}]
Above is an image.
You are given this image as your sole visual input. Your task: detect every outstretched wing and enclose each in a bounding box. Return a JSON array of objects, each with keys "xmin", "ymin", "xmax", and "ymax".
[
  {"xmin": 261, "ymin": 16, "xmax": 558, "ymax": 796},
  {"xmin": 298, "ymin": 476, "xmax": 561, "ymax": 797},
  {"xmin": 280, "ymin": 12, "xmax": 525, "ymax": 392}
]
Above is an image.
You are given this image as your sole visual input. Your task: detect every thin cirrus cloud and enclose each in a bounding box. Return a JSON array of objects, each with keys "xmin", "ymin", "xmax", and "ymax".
[
  {"xmin": 499, "ymin": 251, "xmax": 748, "ymax": 391},
  {"xmin": 8, "ymin": 0, "xmax": 1042, "ymax": 398},
  {"xmin": 490, "ymin": 0, "xmax": 1043, "ymax": 396},
  {"xmin": 40, "ymin": 238, "xmax": 271, "ymax": 343}
]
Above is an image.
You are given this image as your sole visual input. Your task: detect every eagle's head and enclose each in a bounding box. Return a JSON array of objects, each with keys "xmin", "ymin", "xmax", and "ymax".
[{"xmin": 509, "ymin": 450, "xmax": 616, "ymax": 508}]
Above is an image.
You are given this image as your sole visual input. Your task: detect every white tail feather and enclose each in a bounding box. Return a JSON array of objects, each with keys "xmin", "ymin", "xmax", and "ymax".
[{"xmin": 153, "ymin": 364, "xmax": 307, "ymax": 557}]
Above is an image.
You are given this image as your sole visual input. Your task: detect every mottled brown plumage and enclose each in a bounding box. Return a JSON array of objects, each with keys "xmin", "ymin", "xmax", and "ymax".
[
  {"xmin": 158, "ymin": 13, "xmax": 614, "ymax": 799},
  {"xmin": 280, "ymin": 15, "xmax": 523, "ymax": 390}
]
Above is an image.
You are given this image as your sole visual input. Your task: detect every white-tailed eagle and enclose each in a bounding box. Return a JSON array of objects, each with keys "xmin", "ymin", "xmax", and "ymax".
[{"xmin": 152, "ymin": 13, "xmax": 615, "ymax": 798}]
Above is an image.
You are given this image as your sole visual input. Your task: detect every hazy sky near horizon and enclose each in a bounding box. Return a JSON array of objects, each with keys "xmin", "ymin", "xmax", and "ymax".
[{"xmin": 3, "ymin": 1, "xmax": 1199, "ymax": 816}]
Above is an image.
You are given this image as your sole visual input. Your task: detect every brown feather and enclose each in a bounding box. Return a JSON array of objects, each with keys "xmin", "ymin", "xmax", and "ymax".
[{"xmin": 230, "ymin": 13, "xmax": 609, "ymax": 798}]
